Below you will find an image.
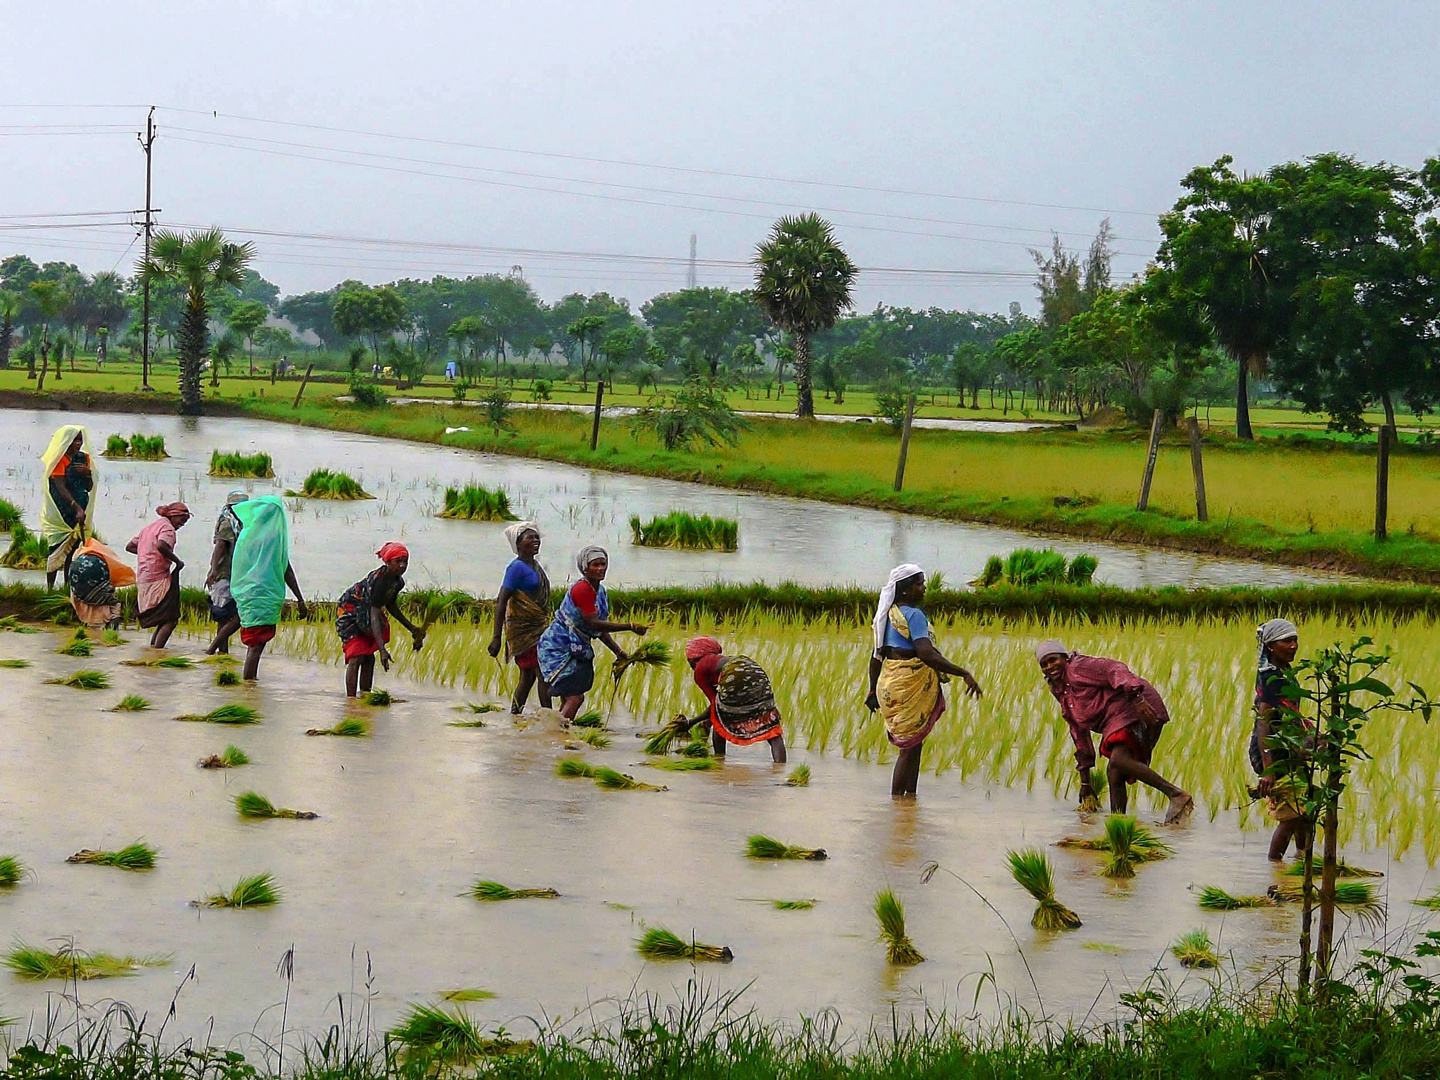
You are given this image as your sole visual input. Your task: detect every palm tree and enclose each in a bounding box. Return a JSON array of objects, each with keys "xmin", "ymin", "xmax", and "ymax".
[
  {"xmin": 0, "ymin": 290, "xmax": 16, "ymax": 370},
  {"xmin": 139, "ymin": 228, "xmax": 254, "ymax": 415},
  {"xmin": 752, "ymin": 214, "xmax": 857, "ymax": 419}
]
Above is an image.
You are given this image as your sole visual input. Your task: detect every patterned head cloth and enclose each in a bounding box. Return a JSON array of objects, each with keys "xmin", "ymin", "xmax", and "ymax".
[
  {"xmin": 156, "ymin": 502, "xmax": 191, "ymax": 525},
  {"xmin": 376, "ymin": 542, "xmax": 410, "ymax": 563},
  {"xmin": 685, "ymin": 636, "xmax": 723, "ymax": 662}
]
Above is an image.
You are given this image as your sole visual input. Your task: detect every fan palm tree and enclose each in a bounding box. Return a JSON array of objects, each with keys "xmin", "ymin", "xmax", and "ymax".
[
  {"xmin": 139, "ymin": 228, "xmax": 254, "ymax": 415},
  {"xmin": 752, "ymin": 214, "xmax": 857, "ymax": 419},
  {"xmin": 0, "ymin": 290, "xmax": 17, "ymax": 370}
]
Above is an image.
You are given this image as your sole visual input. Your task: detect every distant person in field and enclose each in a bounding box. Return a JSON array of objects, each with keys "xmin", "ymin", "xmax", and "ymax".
[
  {"xmin": 488, "ymin": 522, "xmax": 552, "ymax": 713},
  {"xmin": 205, "ymin": 491, "xmax": 249, "ymax": 655},
  {"xmin": 40, "ymin": 425, "xmax": 95, "ymax": 589},
  {"xmin": 1252, "ymin": 618, "xmax": 1311, "ymax": 860},
  {"xmin": 1036, "ymin": 641, "xmax": 1193, "ymax": 823},
  {"xmin": 682, "ymin": 636, "xmax": 787, "ymax": 762},
  {"xmin": 536, "ymin": 545, "xmax": 648, "ymax": 722},
  {"xmin": 229, "ymin": 495, "xmax": 308, "ymax": 681},
  {"xmin": 126, "ymin": 502, "xmax": 191, "ymax": 648},
  {"xmin": 865, "ymin": 563, "xmax": 983, "ymax": 797},
  {"xmin": 336, "ymin": 542, "xmax": 425, "ymax": 698}
]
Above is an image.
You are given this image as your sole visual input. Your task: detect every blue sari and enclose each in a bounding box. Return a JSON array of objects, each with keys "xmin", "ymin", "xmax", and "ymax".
[{"xmin": 537, "ymin": 582, "xmax": 609, "ymax": 693}]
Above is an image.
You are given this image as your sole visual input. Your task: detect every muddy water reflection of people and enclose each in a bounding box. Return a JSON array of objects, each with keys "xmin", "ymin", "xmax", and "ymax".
[
  {"xmin": 40, "ymin": 425, "xmax": 94, "ymax": 589},
  {"xmin": 683, "ymin": 636, "xmax": 787, "ymax": 762},
  {"xmin": 337, "ymin": 542, "xmax": 424, "ymax": 698},
  {"xmin": 488, "ymin": 521, "xmax": 552, "ymax": 714}
]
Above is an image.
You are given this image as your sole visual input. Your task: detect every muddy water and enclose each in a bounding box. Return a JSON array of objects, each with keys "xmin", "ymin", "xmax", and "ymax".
[
  {"xmin": 0, "ymin": 409, "xmax": 1331, "ymax": 599},
  {"xmin": 1, "ymin": 626, "xmax": 1432, "ymax": 1046}
]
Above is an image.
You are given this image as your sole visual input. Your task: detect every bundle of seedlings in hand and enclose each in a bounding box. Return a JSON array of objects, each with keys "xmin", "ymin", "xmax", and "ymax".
[
  {"xmin": 1196, "ymin": 886, "xmax": 1276, "ymax": 911},
  {"xmin": 555, "ymin": 757, "xmax": 597, "ymax": 779},
  {"xmin": 362, "ymin": 689, "xmax": 393, "ymax": 706},
  {"xmin": 785, "ymin": 764, "xmax": 811, "ymax": 787},
  {"xmin": 1282, "ymin": 856, "xmax": 1382, "ymax": 879},
  {"xmin": 469, "ymin": 879, "xmax": 560, "ymax": 901},
  {"xmin": 1171, "ymin": 928, "xmax": 1221, "ymax": 969},
  {"xmin": 874, "ymin": 888, "xmax": 924, "ymax": 965},
  {"xmin": 57, "ymin": 629, "xmax": 92, "ymax": 657},
  {"xmin": 648, "ymin": 757, "xmax": 718, "ymax": 772},
  {"xmin": 209, "ymin": 450, "xmax": 274, "ymax": 478},
  {"xmin": 108, "ymin": 694, "xmax": 151, "ymax": 712},
  {"xmin": 389, "ymin": 1003, "xmax": 526, "ymax": 1063},
  {"xmin": 47, "ymin": 669, "xmax": 109, "ymax": 690},
  {"xmin": 642, "ymin": 714, "xmax": 699, "ymax": 755},
  {"xmin": 215, "ymin": 669, "xmax": 240, "ymax": 687},
  {"xmin": 629, "ymin": 512, "xmax": 739, "ymax": 552},
  {"xmin": 0, "ymin": 659, "xmax": 29, "ymax": 669},
  {"xmin": 66, "ymin": 841, "xmax": 157, "ymax": 871},
  {"xmin": 611, "ymin": 640, "xmax": 673, "ymax": 683},
  {"xmin": 414, "ymin": 589, "xmax": 467, "ymax": 633},
  {"xmin": 123, "ymin": 655, "xmax": 194, "ymax": 669},
  {"xmin": 306, "ymin": 718, "xmax": 370, "ymax": 737},
  {"xmin": 0, "ymin": 856, "xmax": 27, "ymax": 886},
  {"xmin": 593, "ymin": 766, "xmax": 665, "ymax": 791},
  {"xmin": 176, "ymin": 704, "xmax": 260, "ymax": 725},
  {"xmin": 636, "ymin": 927, "xmax": 733, "ymax": 962},
  {"xmin": 438, "ymin": 484, "xmax": 517, "ymax": 521},
  {"xmin": 0, "ymin": 615, "xmax": 39, "ymax": 633},
  {"xmin": 5, "ymin": 942, "xmax": 168, "ymax": 980},
  {"xmin": 193, "ymin": 872, "xmax": 281, "ymax": 908},
  {"xmin": 234, "ymin": 791, "xmax": 317, "ymax": 820},
  {"xmin": 746, "ymin": 835, "xmax": 827, "ymax": 860},
  {"xmin": 1, "ymin": 525, "xmax": 49, "ymax": 570},
  {"xmin": 1007, "ymin": 848, "xmax": 1082, "ymax": 930},
  {"xmin": 198, "ymin": 745, "xmax": 249, "ymax": 769},
  {"xmin": 287, "ymin": 468, "xmax": 372, "ymax": 500}
]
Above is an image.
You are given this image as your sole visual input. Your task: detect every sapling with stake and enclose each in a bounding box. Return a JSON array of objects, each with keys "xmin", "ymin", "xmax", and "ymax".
[
  {"xmin": 234, "ymin": 791, "xmax": 317, "ymax": 820},
  {"xmin": 66, "ymin": 842, "xmax": 157, "ymax": 871},
  {"xmin": 746, "ymin": 834, "xmax": 827, "ymax": 860},
  {"xmin": 469, "ymin": 880, "xmax": 560, "ymax": 901},
  {"xmin": 636, "ymin": 927, "xmax": 733, "ymax": 962},
  {"xmin": 874, "ymin": 888, "xmax": 924, "ymax": 964},
  {"xmin": 1007, "ymin": 848, "xmax": 1082, "ymax": 930}
]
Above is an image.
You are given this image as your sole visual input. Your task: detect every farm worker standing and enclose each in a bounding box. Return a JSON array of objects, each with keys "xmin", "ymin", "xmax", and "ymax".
[
  {"xmin": 487, "ymin": 521, "xmax": 552, "ymax": 714},
  {"xmin": 1251, "ymin": 618, "xmax": 1312, "ymax": 860},
  {"xmin": 39, "ymin": 425, "xmax": 95, "ymax": 589},
  {"xmin": 865, "ymin": 563, "xmax": 983, "ymax": 798},
  {"xmin": 230, "ymin": 495, "xmax": 308, "ymax": 681},
  {"xmin": 336, "ymin": 542, "xmax": 424, "ymax": 698},
  {"xmin": 1036, "ymin": 641, "xmax": 1193, "ymax": 823},
  {"xmin": 536, "ymin": 545, "xmax": 649, "ymax": 722},
  {"xmin": 682, "ymin": 636, "xmax": 787, "ymax": 762},
  {"xmin": 126, "ymin": 502, "xmax": 191, "ymax": 648},
  {"xmin": 205, "ymin": 491, "xmax": 249, "ymax": 655}
]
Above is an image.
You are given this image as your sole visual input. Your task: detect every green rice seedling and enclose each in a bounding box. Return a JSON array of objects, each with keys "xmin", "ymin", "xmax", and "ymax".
[
  {"xmin": 57, "ymin": 630, "xmax": 92, "ymax": 657},
  {"xmin": 234, "ymin": 791, "xmax": 317, "ymax": 820},
  {"xmin": 0, "ymin": 659, "xmax": 29, "ymax": 669},
  {"xmin": 194, "ymin": 872, "xmax": 281, "ymax": 908},
  {"xmin": 1007, "ymin": 848, "xmax": 1083, "ymax": 930},
  {"xmin": 572, "ymin": 727, "xmax": 611, "ymax": 749},
  {"xmin": 593, "ymin": 766, "xmax": 665, "ymax": 791},
  {"xmin": 746, "ymin": 835, "xmax": 826, "ymax": 861},
  {"xmin": 34, "ymin": 590, "xmax": 77, "ymax": 623},
  {"xmin": 636, "ymin": 927, "xmax": 733, "ymax": 962},
  {"xmin": 287, "ymin": 468, "xmax": 373, "ymax": 500},
  {"xmin": 1171, "ymin": 928, "xmax": 1220, "ymax": 969},
  {"xmin": 47, "ymin": 669, "xmax": 109, "ymax": 690},
  {"xmin": 648, "ymin": 757, "xmax": 717, "ymax": 772},
  {"xmin": 1269, "ymin": 881, "xmax": 1380, "ymax": 906},
  {"xmin": 448, "ymin": 718, "xmax": 487, "ymax": 728},
  {"xmin": 362, "ymin": 688, "xmax": 393, "ymax": 706},
  {"xmin": 680, "ymin": 735, "xmax": 711, "ymax": 758},
  {"xmin": 5, "ymin": 942, "xmax": 168, "ymax": 980},
  {"xmin": 209, "ymin": 450, "xmax": 274, "ymax": 478},
  {"xmin": 456, "ymin": 701, "xmax": 502, "ymax": 714},
  {"xmin": 122, "ymin": 655, "xmax": 195, "ymax": 668},
  {"xmin": 108, "ymin": 694, "xmax": 151, "ymax": 712},
  {"xmin": 611, "ymin": 639, "xmax": 673, "ymax": 682},
  {"xmin": 469, "ymin": 880, "xmax": 560, "ymax": 901},
  {"xmin": 101, "ymin": 629, "xmax": 126, "ymax": 646},
  {"xmin": 306, "ymin": 718, "xmax": 370, "ymax": 737},
  {"xmin": 215, "ymin": 669, "xmax": 240, "ymax": 687},
  {"xmin": 1282, "ymin": 856, "xmax": 1382, "ymax": 879},
  {"xmin": 630, "ymin": 512, "xmax": 739, "ymax": 552},
  {"xmin": 571, "ymin": 710, "xmax": 605, "ymax": 727},
  {"xmin": 198, "ymin": 745, "xmax": 250, "ymax": 769},
  {"xmin": 104, "ymin": 434, "xmax": 131, "ymax": 457},
  {"xmin": 1101, "ymin": 815, "xmax": 1146, "ymax": 879},
  {"xmin": 437, "ymin": 484, "xmax": 518, "ymax": 521},
  {"xmin": 438, "ymin": 988, "xmax": 496, "ymax": 1002},
  {"xmin": 0, "ymin": 525, "xmax": 48, "ymax": 570},
  {"xmin": 1001, "ymin": 548, "xmax": 1069, "ymax": 587},
  {"xmin": 127, "ymin": 434, "xmax": 167, "ymax": 460},
  {"xmin": 389, "ymin": 1002, "xmax": 528, "ymax": 1062},
  {"xmin": 1197, "ymin": 886, "xmax": 1276, "ymax": 911},
  {"xmin": 0, "ymin": 498, "xmax": 20, "ymax": 531},
  {"xmin": 555, "ymin": 757, "xmax": 597, "ymax": 778},
  {"xmin": 785, "ymin": 764, "xmax": 811, "ymax": 787},
  {"xmin": 1066, "ymin": 553, "xmax": 1099, "ymax": 586},
  {"xmin": 972, "ymin": 555, "xmax": 1005, "ymax": 588},
  {"xmin": 1413, "ymin": 891, "xmax": 1440, "ymax": 910},
  {"xmin": 642, "ymin": 714, "xmax": 697, "ymax": 755},
  {"xmin": 874, "ymin": 888, "xmax": 924, "ymax": 965},
  {"xmin": 413, "ymin": 589, "xmax": 468, "ymax": 632},
  {"xmin": 749, "ymin": 898, "xmax": 817, "ymax": 910},
  {"xmin": 66, "ymin": 842, "xmax": 157, "ymax": 871},
  {"xmin": 176, "ymin": 704, "xmax": 260, "ymax": 724},
  {"xmin": 0, "ymin": 857, "xmax": 27, "ymax": 886},
  {"xmin": 0, "ymin": 615, "xmax": 39, "ymax": 633}
]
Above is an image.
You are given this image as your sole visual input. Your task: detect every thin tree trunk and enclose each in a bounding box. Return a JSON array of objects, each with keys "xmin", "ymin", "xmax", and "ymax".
[
  {"xmin": 1298, "ymin": 819, "xmax": 1317, "ymax": 1000},
  {"xmin": 1236, "ymin": 356, "xmax": 1254, "ymax": 440},
  {"xmin": 36, "ymin": 346, "xmax": 49, "ymax": 391},
  {"xmin": 793, "ymin": 333, "xmax": 815, "ymax": 419},
  {"xmin": 1315, "ymin": 774, "xmax": 1342, "ymax": 998},
  {"xmin": 1376, "ymin": 426, "xmax": 1392, "ymax": 541}
]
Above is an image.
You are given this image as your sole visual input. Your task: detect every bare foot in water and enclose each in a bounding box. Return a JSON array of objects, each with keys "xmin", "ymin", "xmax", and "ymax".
[{"xmin": 1164, "ymin": 792, "xmax": 1194, "ymax": 824}]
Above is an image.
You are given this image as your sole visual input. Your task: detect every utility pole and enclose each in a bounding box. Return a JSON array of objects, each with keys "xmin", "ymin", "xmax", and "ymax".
[
  {"xmin": 137, "ymin": 106, "xmax": 156, "ymax": 390},
  {"xmin": 686, "ymin": 233, "xmax": 697, "ymax": 289}
]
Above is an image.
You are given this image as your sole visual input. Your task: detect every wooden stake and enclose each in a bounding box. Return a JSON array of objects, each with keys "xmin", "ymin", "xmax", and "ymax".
[
  {"xmin": 590, "ymin": 379, "xmax": 605, "ymax": 451},
  {"xmin": 1187, "ymin": 415, "xmax": 1208, "ymax": 522},
  {"xmin": 893, "ymin": 394, "xmax": 916, "ymax": 492},
  {"xmin": 1375, "ymin": 425, "xmax": 1391, "ymax": 540},
  {"xmin": 291, "ymin": 362, "xmax": 314, "ymax": 409},
  {"xmin": 1136, "ymin": 409, "xmax": 1164, "ymax": 511}
]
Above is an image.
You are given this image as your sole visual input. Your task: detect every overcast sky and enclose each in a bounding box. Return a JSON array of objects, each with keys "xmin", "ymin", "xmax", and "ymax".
[{"xmin": 3, "ymin": 1, "xmax": 1438, "ymax": 314}]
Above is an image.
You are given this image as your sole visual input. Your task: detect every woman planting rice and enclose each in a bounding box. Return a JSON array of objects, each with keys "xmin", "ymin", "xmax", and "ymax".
[
  {"xmin": 126, "ymin": 503, "xmax": 190, "ymax": 648},
  {"xmin": 1252, "ymin": 618, "xmax": 1312, "ymax": 860},
  {"xmin": 67, "ymin": 540, "xmax": 129, "ymax": 630},
  {"xmin": 487, "ymin": 522, "xmax": 552, "ymax": 714},
  {"xmin": 536, "ymin": 545, "xmax": 648, "ymax": 722},
  {"xmin": 682, "ymin": 636, "xmax": 786, "ymax": 762},
  {"xmin": 865, "ymin": 564, "xmax": 983, "ymax": 798},
  {"xmin": 40, "ymin": 425, "xmax": 95, "ymax": 589},
  {"xmin": 230, "ymin": 496, "xmax": 307, "ymax": 682},
  {"xmin": 1036, "ymin": 640, "xmax": 1193, "ymax": 823},
  {"xmin": 336, "ymin": 542, "xmax": 425, "ymax": 698},
  {"xmin": 205, "ymin": 492, "xmax": 248, "ymax": 655}
]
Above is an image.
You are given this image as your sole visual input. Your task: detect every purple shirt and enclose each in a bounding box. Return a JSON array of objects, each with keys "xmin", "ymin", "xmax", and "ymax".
[{"xmin": 1047, "ymin": 654, "xmax": 1169, "ymax": 770}]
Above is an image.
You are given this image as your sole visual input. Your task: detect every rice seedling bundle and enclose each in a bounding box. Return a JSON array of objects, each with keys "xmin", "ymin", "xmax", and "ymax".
[
  {"xmin": 0, "ymin": 498, "xmax": 20, "ymax": 532},
  {"xmin": 448, "ymin": 718, "xmax": 487, "ymax": 728},
  {"xmin": 57, "ymin": 634, "xmax": 93, "ymax": 657},
  {"xmin": 1414, "ymin": 891, "xmax": 1440, "ymax": 910},
  {"xmin": 306, "ymin": 718, "xmax": 370, "ymax": 737},
  {"xmin": 215, "ymin": 669, "xmax": 240, "ymax": 687},
  {"xmin": 198, "ymin": 745, "xmax": 250, "ymax": 769},
  {"xmin": 438, "ymin": 484, "xmax": 518, "ymax": 521},
  {"xmin": 469, "ymin": 880, "xmax": 560, "ymax": 901},
  {"xmin": 438, "ymin": 988, "xmax": 496, "ymax": 1001},
  {"xmin": 636, "ymin": 927, "xmax": 733, "ymax": 962},
  {"xmin": 123, "ymin": 655, "xmax": 194, "ymax": 668},
  {"xmin": 768, "ymin": 899, "xmax": 817, "ymax": 910},
  {"xmin": 47, "ymin": 669, "xmax": 109, "ymax": 690},
  {"xmin": 1001, "ymin": 548, "xmax": 1068, "ymax": 587},
  {"xmin": 234, "ymin": 791, "xmax": 317, "ymax": 820},
  {"xmin": 745, "ymin": 835, "xmax": 827, "ymax": 861},
  {"xmin": 101, "ymin": 629, "xmax": 126, "ymax": 646},
  {"xmin": 571, "ymin": 710, "xmax": 605, "ymax": 727},
  {"xmin": 0, "ymin": 525, "xmax": 47, "ymax": 570},
  {"xmin": 108, "ymin": 694, "xmax": 151, "ymax": 712},
  {"xmin": 194, "ymin": 872, "xmax": 281, "ymax": 908},
  {"xmin": 555, "ymin": 757, "xmax": 597, "ymax": 779},
  {"xmin": 1269, "ymin": 881, "xmax": 1380, "ymax": 906},
  {"xmin": 414, "ymin": 589, "xmax": 467, "ymax": 632},
  {"xmin": 389, "ymin": 1003, "xmax": 528, "ymax": 1062},
  {"xmin": 1007, "ymin": 848, "xmax": 1082, "ymax": 930},
  {"xmin": 0, "ymin": 659, "xmax": 29, "ymax": 669},
  {"xmin": 648, "ymin": 756, "xmax": 717, "ymax": 772},
  {"xmin": 0, "ymin": 615, "xmax": 39, "ymax": 633},
  {"xmin": 874, "ymin": 889, "xmax": 924, "ymax": 965},
  {"xmin": 457, "ymin": 701, "xmax": 501, "ymax": 714},
  {"xmin": 4, "ymin": 942, "xmax": 168, "ymax": 980},
  {"xmin": 33, "ymin": 590, "xmax": 76, "ymax": 623},
  {"xmin": 1101, "ymin": 814, "xmax": 1159, "ymax": 879},
  {"xmin": 287, "ymin": 468, "xmax": 373, "ymax": 500},
  {"xmin": 66, "ymin": 842, "xmax": 158, "ymax": 871},
  {"xmin": 681, "ymin": 735, "xmax": 711, "ymax": 757},
  {"xmin": 785, "ymin": 764, "xmax": 811, "ymax": 787},
  {"xmin": 630, "ymin": 511, "xmax": 739, "ymax": 552},
  {"xmin": 0, "ymin": 856, "xmax": 26, "ymax": 886},
  {"xmin": 103, "ymin": 434, "xmax": 130, "ymax": 457},
  {"xmin": 1196, "ymin": 886, "xmax": 1276, "ymax": 911},
  {"xmin": 611, "ymin": 640, "xmax": 673, "ymax": 682},
  {"xmin": 571, "ymin": 727, "xmax": 611, "ymax": 748},
  {"xmin": 593, "ymin": 766, "xmax": 665, "ymax": 791},
  {"xmin": 1171, "ymin": 928, "xmax": 1220, "ymax": 969},
  {"xmin": 128, "ymin": 434, "xmax": 167, "ymax": 460},
  {"xmin": 176, "ymin": 704, "xmax": 260, "ymax": 725},
  {"xmin": 1282, "ymin": 856, "xmax": 1382, "ymax": 879},
  {"xmin": 362, "ymin": 688, "xmax": 393, "ymax": 706},
  {"xmin": 209, "ymin": 450, "xmax": 274, "ymax": 478},
  {"xmin": 642, "ymin": 714, "xmax": 698, "ymax": 755}
]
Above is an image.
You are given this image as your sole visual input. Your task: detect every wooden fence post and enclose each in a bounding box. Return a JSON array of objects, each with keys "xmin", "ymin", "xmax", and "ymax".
[
  {"xmin": 1136, "ymin": 409, "xmax": 1164, "ymax": 511},
  {"xmin": 893, "ymin": 395, "xmax": 916, "ymax": 492},
  {"xmin": 1188, "ymin": 415, "xmax": 1208, "ymax": 523},
  {"xmin": 1375, "ymin": 426, "xmax": 1392, "ymax": 540},
  {"xmin": 291, "ymin": 362, "xmax": 315, "ymax": 409},
  {"xmin": 590, "ymin": 380, "xmax": 605, "ymax": 451}
]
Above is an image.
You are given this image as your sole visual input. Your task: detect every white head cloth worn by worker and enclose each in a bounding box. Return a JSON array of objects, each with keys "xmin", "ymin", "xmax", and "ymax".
[
  {"xmin": 576, "ymin": 545, "xmax": 608, "ymax": 574},
  {"xmin": 872, "ymin": 563, "xmax": 925, "ymax": 658},
  {"xmin": 1256, "ymin": 618, "xmax": 1298, "ymax": 672},
  {"xmin": 504, "ymin": 521, "xmax": 542, "ymax": 555},
  {"xmin": 1034, "ymin": 639, "xmax": 1069, "ymax": 663}
]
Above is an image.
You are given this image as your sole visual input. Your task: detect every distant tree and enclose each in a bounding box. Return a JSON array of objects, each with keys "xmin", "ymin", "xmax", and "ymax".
[
  {"xmin": 278, "ymin": 289, "xmax": 345, "ymax": 349},
  {"xmin": 951, "ymin": 343, "xmax": 992, "ymax": 409},
  {"xmin": 0, "ymin": 291, "xmax": 15, "ymax": 370},
  {"xmin": 226, "ymin": 299, "xmax": 268, "ymax": 374},
  {"xmin": 566, "ymin": 315, "xmax": 608, "ymax": 389},
  {"xmin": 28, "ymin": 280, "xmax": 68, "ymax": 388},
  {"xmin": 598, "ymin": 324, "xmax": 648, "ymax": 384},
  {"xmin": 631, "ymin": 377, "xmax": 747, "ymax": 451},
  {"xmin": 332, "ymin": 283, "xmax": 408, "ymax": 367}
]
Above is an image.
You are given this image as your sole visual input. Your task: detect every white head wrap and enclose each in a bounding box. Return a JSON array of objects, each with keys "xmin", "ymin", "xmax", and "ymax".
[
  {"xmin": 1034, "ymin": 639, "xmax": 1069, "ymax": 663},
  {"xmin": 1256, "ymin": 618, "xmax": 1298, "ymax": 673},
  {"xmin": 576, "ymin": 545, "xmax": 608, "ymax": 574},
  {"xmin": 872, "ymin": 563, "xmax": 925, "ymax": 658},
  {"xmin": 503, "ymin": 521, "xmax": 541, "ymax": 554}
]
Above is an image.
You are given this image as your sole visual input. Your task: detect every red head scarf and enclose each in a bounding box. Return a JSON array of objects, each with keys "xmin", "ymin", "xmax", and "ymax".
[
  {"xmin": 376, "ymin": 542, "xmax": 409, "ymax": 563},
  {"xmin": 685, "ymin": 636, "xmax": 722, "ymax": 662},
  {"xmin": 156, "ymin": 502, "xmax": 191, "ymax": 524}
]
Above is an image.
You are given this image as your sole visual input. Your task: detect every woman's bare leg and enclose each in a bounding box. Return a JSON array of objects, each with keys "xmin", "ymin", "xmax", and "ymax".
[
  {"xmin": 358, "ymin": 656, "xmax": 375, "ymax": 693},
  {"xmin": 891, "ymin": 744, "xmax": 923, "ymax": 797},
  {"xmin": 768, "ymin": 733, "xmax": 787, "ymax": 763},
  {"xmin": 712, "ymin": 727, "xmax": 727, "ymax": 757},
  {"xmin": 243, "ymin": 641, "xmax": 265, "ymax": 681},
  {"xmin": 1107, "ymin": 745, "xmax": 1192, "ymax": 823},
  {"xmin": 345, "ymin": 658, "xmax": 362, "ymax": 697},
  {"xmin": 152, "ymin": 620, "xmax": 176, "ymax": 649},
  {"xmin": 559, "ymin": 694, "xmax": 584, "ymax": 720},
  {"xmin": 512, "ymin": 667, "xmax": 537, "ymax": 713},
  {"xmin": 207, "ymin": 616, "xmax": 240, "ymax": 654}
]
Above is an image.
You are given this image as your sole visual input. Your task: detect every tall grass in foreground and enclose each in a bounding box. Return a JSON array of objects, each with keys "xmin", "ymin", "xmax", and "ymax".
[
  {"xmin": 209, "ymin": 450, "xmax": 273, "ymax": 478},
  {"xmin": 438, "ymin": 484, "xmax": 517, "ymax": 521},
  {"xmin": 193, "ymin": 872, "xmax": 281, "ymax": 908},
  {"xmin": 1008, "ymin": 848, "xmax": 1082, "ymax": 930},
  {"xmin": 66, "ymin": 842, "xmax": 157, "ymax": 871},
  {"xmin": 874, "ymin": 889, "xmax": 923, "ymax": 965},
  {"xmin": 630, "ymin": 511, "xmax": 739, "ymax": 552},
  {"xmin": 1171, "ymin": 928, "xmax": 1220, "ymax": 969},
  {"xmin": 287, "ymin": 468, "xmax": 372, "ymax": 500},
  {"xmin": 5, "ymin": 943, "xmax": 168, "ymax": 979},
  {"xmin": 389, "ymin": 1003, "xmax": 528, "ymax": 1062}
]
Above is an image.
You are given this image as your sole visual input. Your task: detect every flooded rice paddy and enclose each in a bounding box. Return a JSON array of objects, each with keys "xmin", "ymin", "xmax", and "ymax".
[{"xmin": 0, "ymin": 409, "xmax": 1331, "ymax": 599}]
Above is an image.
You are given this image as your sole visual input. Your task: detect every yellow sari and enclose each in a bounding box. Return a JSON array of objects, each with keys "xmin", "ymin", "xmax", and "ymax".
[{"xmin": 876, "ymin": 606, "xmax": 947, "ymax": 749}]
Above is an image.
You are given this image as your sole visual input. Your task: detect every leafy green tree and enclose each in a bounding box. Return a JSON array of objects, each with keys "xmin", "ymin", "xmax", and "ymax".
[
  {"xmin": 332, "ymin": 283, "xmax": 408, "ymax": 367},
  {"xmin": 139, "ymin": 227, "xmax": 255, "ymax": 415},
  {"xmin": 752, "ymin": 214, "xmax": 858, "ymax": 418},
  {"xmin": 641, "ymin": 287, "xmax": 764, "ymax": 377},
  {"xmin": 951, "ymin": 343, "xmax": 993, "ymax": 409},
  {"xmin": 226, "ymin": 299, "xmax": 268, "ymax": 374},
  {"xmin": 278, "ymin": 289, "xmax": 345, "ymax": 349},
  {"xmin": 566, "ymin": 315, "xmax": 608, "ymax": 389},
  {"xmin": 631, "ymin": 378, "xmax": 747, "ymax": 451},
  {"xmin": 0, "ymin": 291, "xmax": 15, "ymax": 370},
  {"xmin": 28, "ymin": 280, "xmax": 68, "ymax": 388},
  {"xmin": 599, "ymin": 324, "xmax": 648, "ymax": 384}
]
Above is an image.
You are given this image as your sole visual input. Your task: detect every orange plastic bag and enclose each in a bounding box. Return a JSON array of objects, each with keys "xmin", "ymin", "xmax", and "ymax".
[{"xmin": 78, "ymin": 537, "xmax": 136, "ymax": 588}]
